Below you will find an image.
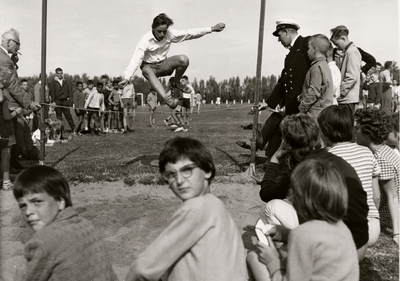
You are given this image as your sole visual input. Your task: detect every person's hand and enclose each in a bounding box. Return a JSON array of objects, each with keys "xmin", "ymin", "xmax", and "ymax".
[
  {"xmin": 271, "ymin": 141, "xmax": 289, "ymax": 163},
  {"xmin": 119, "ymin": 79, "xmax": 128, "ymax": 88},
  {"xmin": 211, "ymin": 23, "xmax": 226, "ymax": 32},
  {"xmin": 29, "ymin": 101, "xmax": 41, "ymax": 111},
  {"xmin": 10, "ymin": 107, "xmax": 23, "ymax": 115},
  {"xmin": 255, "ymin": 241, "xmax": 280, "ymax": 266},
  {"xmin": 258, "ymin": 102, "xmax": 268, "ymax": 111},
  {"xmin": 265, "ymin": 225, "xmax": 278, "ymax": 237}
]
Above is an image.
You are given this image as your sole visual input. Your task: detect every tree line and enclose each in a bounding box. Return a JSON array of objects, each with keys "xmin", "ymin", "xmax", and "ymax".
[{"xmin": 20, "ymin": 60, "xmax": 399, "ymax": 104}]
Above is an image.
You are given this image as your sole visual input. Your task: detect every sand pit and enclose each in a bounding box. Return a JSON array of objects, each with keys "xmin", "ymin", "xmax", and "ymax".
[{"xmin": 0, "ymin": 180, "xmax": 261, "ymax": 280}]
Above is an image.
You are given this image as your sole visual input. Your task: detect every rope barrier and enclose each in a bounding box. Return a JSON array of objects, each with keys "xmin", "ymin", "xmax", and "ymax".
[{"xmin": 39, "ymin": 103, "xmax": 255, "ymax": 115}]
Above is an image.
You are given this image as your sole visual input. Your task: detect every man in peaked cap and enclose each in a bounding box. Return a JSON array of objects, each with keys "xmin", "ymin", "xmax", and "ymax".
[{"xmin": 237, "ymin": 19, "xmax": 311, "ymax": 159}]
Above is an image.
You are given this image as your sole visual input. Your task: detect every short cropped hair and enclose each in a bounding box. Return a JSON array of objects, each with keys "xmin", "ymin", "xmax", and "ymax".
[
  {"xmin": 384, "ymin": 61, "xmax": 393, "ymax": 69},
  {"xmin": 87, "ymin": 79, "xmax": 94, "ymax": 85},
  {"xmin": 354, "ymin": 108, "xmax": 393, "ymax": 144},
  {"xmin": 112, "ymin": 80, "xmax": 119, "ymax": 86},
  {"xmin": 181, "ymin": 75, "xmax": 188, "ymax": 80},
  {"xmin": 55, "ymin": 67, "xmax": 63, "ymax": 73},
  {"xmin": 159, "ymin": 137, "xmax": 216, "ymax": 184},
  {"xmin": 330, "ymin": 25, "xmax": 349, "ymax": 40},
  {"xmin": 76, "ymin": 81, "xmax": 83, "ymax": 87},
  {"xmin": 13, "ymin": 166, "xmax": 72, "ymax": 207},
  {"xmin": 1, "ymin": 29, "xmax": 19, "ymax": 43},
  {"xmin": 100, "ymin": 74, "xmax": 109, "ymax": 80},
  {"xmin": 152, "ymin": 13, "xmax": 174, "ymax": 29},
  {"xmin": 317, "ymin": 105, "xmax": 354, "ymax": 143},
  {"xmin": 289, "ymin": 159, "xmax": 348, "ymax": 223},
  {"xmin": 281, "ymin": 114, "xmax": 320, "ymax": 159},
  {"xmin": 311, "ymin": 34, "xmax": 331, "ymax": 56},
  {"xmin": 96, "ymin": 82, "xmax": 103, "ymax": 88},
  {"xmin": 20, "ymin": 79, "xmax": 28, "ymax": 84}
]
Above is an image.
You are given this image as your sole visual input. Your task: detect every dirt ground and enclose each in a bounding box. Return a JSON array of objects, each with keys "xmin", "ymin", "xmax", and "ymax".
[{"xmin": 0, "ymin": 178, "xmax": 261, "ymax": 281}]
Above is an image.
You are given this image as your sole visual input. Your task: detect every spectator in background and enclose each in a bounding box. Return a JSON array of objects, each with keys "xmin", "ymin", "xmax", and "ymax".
[
  {"xmin": 20, "ymin": 79, "xmax": 35, "ymax": 131},
  {"xmin": 73, "ymin": 81, "xmax": 85, "ymax": 135},
  {"xmin": 355, "ymin": 108, "xmax": 400, "ymax": 245},
  {"xmin": 393, "ymin": 79, "xmax": 399, "ymax": 113},
  {"xmin": 120, "ymin": 78, "xmax": 135, "ymax": 133},
  {"xmin": 195, "ymin": 92, "xmax": 202, "ymax": 114},
  {"xmin": 330, "ymin": 25, "xmax": 361, "ymax": 114},
  {"xmin": 298, "ymin": 34, "xmax": 334, "ymax": 120},
  {"xmin": 48, "ymin": 67, "xmax": 75, "ymax": 136},
  {"xmin": 83, "ymin": 79, "xmax": 96, "ymax": 131},
  {"xmin": 147, "ymin": 89, "xmax": 158, "ymax": 128},
  {"xmin": 180, "ymin": 75, "xmax": 194, "ymax": 126},
  {"xmin": 33, "ymin": 73, "xmax": 50, "ymax": 130},
  {"xmin": 318, "ymin": 105, "xmax": 381, "ymax": 246},
  {"xmin": 327, "ymin": 44, "xmax": 341, "ymax": 105},
  {"xmin": 13, "ymin": 79, "xmax": 38, "ymax": 161},
  {"xmin": 366, "ymin": 64, "xmax": 382, "ymax": 108},
  {"xmin": 379, "ymin": 61, "xmax": 393, "ymax": 115},
  {"xmin": 101, "ymin": 74, "xmax": 112, "ymax": 133}
]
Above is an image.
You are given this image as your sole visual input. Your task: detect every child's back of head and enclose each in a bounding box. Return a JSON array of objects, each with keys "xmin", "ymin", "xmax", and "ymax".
[
  {"xmin": 317, "ymin": 105, "xmax": 354, "ymax": 143},
  {"xmin": 289, "ymin": 159, "xmax": 348, "ymax": 223},
  {"xmin": 354, "ymin": 108, "xmax": 393, "ymax": 145}
]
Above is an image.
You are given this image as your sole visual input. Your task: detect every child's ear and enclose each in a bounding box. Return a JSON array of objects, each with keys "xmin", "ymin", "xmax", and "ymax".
[
  {"xmin": 57, "ymin": 198, "xmax": 66, "ymax": 211},
  {"xmin": 205, "ymin": 171, "xmax": 212, "ymax": 180}
]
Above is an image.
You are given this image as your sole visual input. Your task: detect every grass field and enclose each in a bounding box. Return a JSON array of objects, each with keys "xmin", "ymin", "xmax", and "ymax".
[{"xmin": 5, "ymin": 103, "xmax": 399, "ymax": 280}]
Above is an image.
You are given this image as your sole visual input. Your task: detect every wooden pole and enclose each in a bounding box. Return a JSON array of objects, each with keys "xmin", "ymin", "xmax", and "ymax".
[
  {"xmin": 39, "ymin": 0, "xmax": 47, "ymax": 165},
  {"xmin": 248, "ymin": 0, "xmax": 266, "ymax": 176}
]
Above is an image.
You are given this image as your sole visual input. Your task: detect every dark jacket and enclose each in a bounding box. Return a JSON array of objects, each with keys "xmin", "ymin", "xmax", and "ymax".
[
  {"xmin": 267, "ymin": 35, "xmax": 311, "ymax": 115},
  {"xmin": 260, "ymin": 148, "xmax": 369, "ymax": 249},
  {"xmin": 49, "ymin": 78, "xmax": 73, "ymax": 103}
]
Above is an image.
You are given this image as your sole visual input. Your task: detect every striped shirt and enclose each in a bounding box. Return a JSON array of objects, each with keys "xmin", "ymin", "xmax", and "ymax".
[
  {"xmin": 329, "ymin": 142, "xmax": 381, "ymax": 219},
  {"xmin": 373, "ymin": 144, "xmax": 400, "ymax": 219}
]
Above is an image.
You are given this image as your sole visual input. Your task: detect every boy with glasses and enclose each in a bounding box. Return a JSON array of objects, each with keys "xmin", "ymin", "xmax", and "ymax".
[{"xmin": 125, "ymin": 137, "xmax": 247, "ymax": 281}]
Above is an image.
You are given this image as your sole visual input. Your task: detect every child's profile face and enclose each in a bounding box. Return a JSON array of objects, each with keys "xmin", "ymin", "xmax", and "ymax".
[
  {"xmin": 21, "ymin": 82, "xmax": 28, "ymax": 91},
  {"xmin": 17, "ymin": 192, "xmax": 65, "ymax": 232},
  {"xmin": 330, "ymin": 37, "xmax": 346, "ymax": 51},
  {"xmin": 88, "ymin": 83, "xmax": 94, "ymax": 90},
  {"xmin": 307, "ymin": 40, "xmax": 316, "ymax": 61},
  {"xmin": 163, "ymin": 158, "xmax": 211, "ymax": 201},
  {"xmin": 97, "ymin": 85, "xmax": 103, "ymax": 93},
  {"xmin": 77, "ymin": 84, "xmax": 83, "ymax": 91}
]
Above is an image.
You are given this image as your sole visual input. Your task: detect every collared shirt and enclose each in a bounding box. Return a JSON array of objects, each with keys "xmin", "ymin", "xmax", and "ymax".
[
  {"xmin": 289, "ymin": 34, "xmax": 300, "ymax": 49},
  {"xmin": 123, "ymin": 27, "xmax": 212, "ymax": 80},
  {"xmin": 0, "ymin": 46, "xmax": 11, "ymax": 57}
]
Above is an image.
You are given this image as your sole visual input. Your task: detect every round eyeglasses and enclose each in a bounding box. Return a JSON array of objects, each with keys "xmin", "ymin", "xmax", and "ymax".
[{"xmin": 161, "ymin": 164, "xmax": 198, "ymax": 182}]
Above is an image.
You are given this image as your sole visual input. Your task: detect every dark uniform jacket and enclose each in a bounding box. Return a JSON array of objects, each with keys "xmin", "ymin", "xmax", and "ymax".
[
  {"xmin": 48, "ymin": 78, "xmax": 73, "ymax": 104},
  {"xmin": 267, "ymin": 35, "xmax": 311, "ymax": 115}
]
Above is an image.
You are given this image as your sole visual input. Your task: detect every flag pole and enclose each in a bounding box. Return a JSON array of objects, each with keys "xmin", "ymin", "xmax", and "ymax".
[
  {"xmin": 39, "ymin": 0, "xmax": 47, "ymax": 165},
  {"xmin": 248, "ymin": 0, "xmax": 266, "ymax": 176}
]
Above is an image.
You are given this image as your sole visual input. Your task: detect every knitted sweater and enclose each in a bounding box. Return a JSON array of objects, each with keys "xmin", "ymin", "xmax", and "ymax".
[
  {"xmin": 18, "ymin": 207, "xmax": 117, "ymax": 281},
  {"xmin": 125, "ymin": 193, "xmax": 247, "ymax": 281},
  {"xmin": 284, "ymin": 220, "xmax": 359, "ymax": 280}
]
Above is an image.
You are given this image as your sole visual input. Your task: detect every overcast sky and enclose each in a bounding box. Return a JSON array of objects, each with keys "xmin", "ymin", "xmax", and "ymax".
[{"xmin": 1, "ymin": 0, "xmax": 399, "ymax": 82}]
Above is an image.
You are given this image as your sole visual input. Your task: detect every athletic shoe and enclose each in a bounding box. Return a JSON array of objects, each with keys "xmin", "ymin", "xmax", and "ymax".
[
  {"xmin": 183, "ymin": 128, "xmax": 188, "ymax": 132},
  {"xmin": 164, "ymin": 120, "xmax": 169, "ymax": 126},
  {"xmin": 171, "ymin": 124, "xmax": 178, "ymax": 128},
  {"xmin": 174, "ymin": 127, "xmax": 184, "ymax": 132}
]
